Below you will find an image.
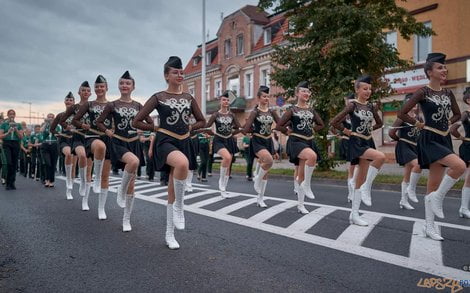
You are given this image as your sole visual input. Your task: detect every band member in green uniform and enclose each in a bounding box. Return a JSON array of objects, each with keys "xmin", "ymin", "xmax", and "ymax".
[{"xmin": 0, "ymin": 109, "xmax": 24, "ymax": 190}]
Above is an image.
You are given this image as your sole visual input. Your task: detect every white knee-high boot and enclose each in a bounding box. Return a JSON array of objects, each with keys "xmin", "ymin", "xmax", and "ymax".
[
  {"xmin": 428, "ymin": 174, "xmax": 458, "ymax": 218},
  {"xmin": 294, "ymin": 177, "xmax": 299, "ymax": 195},
  {"xmin": 459, "ymin": 186, "xmax": 470, "ymax": 218},
  {"xmin": 257, "ymin": 179, "xmax": 268, "ymax": 208},
  {"xmin": 219, "ymin": 166, "xmax": 227, "ymax": 193},
  {"xmin": 166, "ymin": 204, "xmax": 180, "ymax": 249},
  {"xmin": 98, "ymin": 188, "xmax": 108, "ymax": 220},
  {"xmin": 297, "ymin": 186, "xmax": 309, "ymax": 214},
  {"xmin": 173, "ymin": 178, "xmax": 186, "ymax": 230},
  {"xmin": 82, "ymin": 182, "xmax": 91, "ymax": 211},
  {"xmin": 424, "ymin": 194, "xmax": 443, "ymax": 241},
  {"xmin": 254, "ymin": 167, "xmax": 268, "ymax": 194},
  {"xmin": 92, "ymin": 159, "xmax": 104, "ymax": 193},
  {"xmin": 360, "ymin": 166, "xmax": 379, "ymax": 206},
  {"xmin": 117, "ymin": 170, "xmax": 134, "ymax": 208},
  {"xmin": 65, "ymin": 164, "xmax": 73, "ymax": 190},
  {"xmin": 122, "ymin": 194, "xmax": 135, "ymax": 232},
  {"xmin": 185, "ymin": 171, "xmax": 194, "ymax": 192},
  {"xmin": 399, "ymin": 182, "xmax": 414, "ymax": 210},
  {"xmin": 406, "ymin": 172, "xmax": 420, "ymax": 203},
  {"xmin": 253, "ymin": 161, "xmax": 260, "ymax": 180},
  {"xmin": 79, "ymin": 167, "xmax": 86, "ymax": 196},
  {"xmin": 350, "ymin": 189, "xmax": 368, "ymax": 226},
  {"xmin": 300, "ymin": 165, "xmax": 315, "ymax": 199},
  {"xmin": 347, "ymin": 167, "xmax": 358, "ymax": 203}
]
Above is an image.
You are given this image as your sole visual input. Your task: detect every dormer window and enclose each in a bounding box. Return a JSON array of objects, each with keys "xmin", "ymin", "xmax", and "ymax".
[
  {"xmin": 264, "ymin": 27, "xmax": 272, "ymax": 45},
  {"xmin": 192, "ymin": 56, "xmax": 200, "ymax": 66}
]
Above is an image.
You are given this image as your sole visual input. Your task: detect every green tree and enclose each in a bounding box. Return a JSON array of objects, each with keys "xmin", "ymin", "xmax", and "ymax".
[{"xmin": 258, "ymin": 0, "xmax": 433, "ymax": 170}]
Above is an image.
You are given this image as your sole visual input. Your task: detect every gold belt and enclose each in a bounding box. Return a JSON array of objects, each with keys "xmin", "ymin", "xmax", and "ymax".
[
  {"xmin": 423, "ymin": 126, "xmax": 449, "ymax": 136},
  {"xmin": 351, "ymin": 132, "xmax": 372, "ymax": 140},
  {"xmin": 157, "ymin": 128, "xmax": 190, "ymax": 140},
  {"xmin": 215, "ymin": 133, "xmax": 233, "ymax": 139},
  {"xmin": 399, "ymin": 138, "xmax": 417, "ymax": 146},
  {"xmin": 112, "ymin": 134, "xmax": 139, "ymax": 143},
  {"xmin": 290, "ymin": 133, "xmax": 315, "ymax": 140},
  {"xmin": 253, "ymin": 133, "xmax": 272, "ymax": 139},
  {"xmin": 462, "ymin": 137, "xmax": 470, "ymax": 142}
]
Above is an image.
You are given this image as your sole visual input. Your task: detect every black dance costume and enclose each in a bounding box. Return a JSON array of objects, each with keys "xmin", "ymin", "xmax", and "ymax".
[
  {"xmin": 277, "ymin": 105, "xmax": 324, "ymax": 165},
  {"xmin": 132, "ymin": 91, "xmax": 205, "ymax": 172},
  {"xmin": 207, "ymin": 111, "xmax": 241, "ymax": 155},
  {"xmin": 73, "ymin": 101, "xmax": 112, "ymax": 160},
  {"xmin": 400, "ymin": 87, "xmax": 460, "ymax": 169},
  {"xmin": 393, "ymin": 121, "xmax": 420, "ymax": 166},
  {"xmin": 243, "ymin": 107, "xmax": 280, "ymax": 160},
  {"xmin": 60, "ymin": 103, "xmax": 90, "ymax": 154},
  {"xmin": 331, "ymin": 101, "xmax": 382, "ymax": 165},
  {"xmin": 96, "ymin": 100, "xmax": 150, "ymax": 170}
]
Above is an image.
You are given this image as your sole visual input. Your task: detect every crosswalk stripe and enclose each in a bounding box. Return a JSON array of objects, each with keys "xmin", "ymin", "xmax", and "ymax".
[
  {"xmin": 216, "ymin": 198, "xmax": 258, "ymax": 214},
  {"xmin": 135, "ymin": 186, "xmax": 168, "ymax": 194},
  {"xmin": 249, "ymin": 201, "xmax": 298, "ymax": 223},
  {"xmin": 133, "ymin": 184, "xmax": 157, "ymax": 191},
  {"xmin": 409, "ymin": 222, "xmax": 443, "ymax": 265},
  {"xmin": 336, "ymin": 214, "xmax": 383, "ymax": 246},
  {"xmin": 184, "ymin": 190, "xmax": 220, "ymax": 200},
  {"xmin": 286, "ymin": 206, "xmax": 337, "ymax": 233},
  {"xmin": 189, "ymin": 196, "xmax": 226, "ymax": 208}
]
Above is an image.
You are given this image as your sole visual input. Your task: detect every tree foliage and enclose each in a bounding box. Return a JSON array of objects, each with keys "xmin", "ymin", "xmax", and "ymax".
[{"xmin": 258, "ymin": 0, "xmax": 433, "ymax": 170}]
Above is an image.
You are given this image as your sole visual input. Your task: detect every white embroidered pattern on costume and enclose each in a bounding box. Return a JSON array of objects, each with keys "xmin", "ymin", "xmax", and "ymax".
[
  {"xmin": 407, "ymin": 126, "xmax": 420, "ymax": 138},
  {"xmin": 159, "ymin": 98, "xmax": 191, "ymax": 126},
  {"xmin": 216, "ymin": 115, "xmax": 233, "ymax": 134},
  {"xmin": 115, "ymin": 107, "xmax": 138, "ymax": 130},
  {"xmin": 293, "ymin": 109, "xmax": 314, "ymax": 132},
  {"xmin": 354, "ymin": 109, "xmax": 373, "ymax": 134},
  {"xmin": 427, "ymin": 93, "xmax": 451, "ymax": 123},
  {"xmin": 256, "ymin": 114, "xmax": 274, "ymax": 135},
  {"xmin": 92, "ymin": 105, "xmax": 110, "ymax": 127}
]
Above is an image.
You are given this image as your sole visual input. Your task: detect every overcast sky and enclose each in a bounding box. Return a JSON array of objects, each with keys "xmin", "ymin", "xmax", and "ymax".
[{"xmin": 0, "ymin": 0, "xmax": 260, "ymax": 122}]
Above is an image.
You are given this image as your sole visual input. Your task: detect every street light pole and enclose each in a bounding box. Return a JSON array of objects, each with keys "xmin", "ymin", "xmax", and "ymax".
[
  {"xmin": 201, "ymin": 0, "xmax": 206, "ymax": 116},
  {"xmin": 21, "ymin": 101, "xmax": 32, "ymax": 125}
]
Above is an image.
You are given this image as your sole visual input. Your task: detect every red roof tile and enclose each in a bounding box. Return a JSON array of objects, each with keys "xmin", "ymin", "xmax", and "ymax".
[{"xmin": 183, "ymin": 40, "xmax": 219, "ymax": 75}]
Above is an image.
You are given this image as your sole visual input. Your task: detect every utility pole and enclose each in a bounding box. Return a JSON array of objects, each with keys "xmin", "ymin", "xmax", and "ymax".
[
  {"xmin": 21, "ymin": 101, "xmax": 32, "ymax": 125},
  {"xmin": 201, "ymin": 0, "xmax": 206, "ymax": 116}
]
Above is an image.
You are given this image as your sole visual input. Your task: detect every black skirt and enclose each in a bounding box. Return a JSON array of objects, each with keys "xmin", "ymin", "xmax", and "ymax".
[
  {"xmin": 249, "ymin": 135, "xmax": 274, "ymax": 161},
  {"xmin": 417, "ymin": 129, "xmax": 453, "ymax": 169},
  {"xmin": 58, "ymin": 136, "xmax": 73, "ymax": 154},
  {"xmin": 339, "ymin": 138, "xmax": 349, "ymax": 161},
  {"xmin": 348, "ymin": 135, "xmax": 376, "ymax": 165},
  {"xmin": 213, "ymin": 135, "xmax": 239, "ymax": 155},
  {"xmin": 109, "ymin": 137, "xmax": 145, "ymax": 170},
  {"xmin": 85, "ymin": 136, "xmax": 111, "ymax": 160},
  {"xmin": 459, "ymin": 141, "xmax": 470, "ymax": 167},
  {"xmin": 287, "ymin": 135, "xmax": 321, "ymax": 165},
  {"xmin": 71, "ymin": 133, "xmax": 85, "ymax": 155},
  {"xmin": 153, "ymin": 132, "xmax": 197, "ymax": 172},
  {"xmin": 395, "ymin": 140, "xmax": 418, "ymax": 166}
]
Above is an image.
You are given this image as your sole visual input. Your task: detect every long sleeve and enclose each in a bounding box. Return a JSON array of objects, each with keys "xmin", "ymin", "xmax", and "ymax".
[
  {"xmin": 312, "ymin": 109, "xmax": 324, "ymax": 132},
  {"xmin": 275, "ymin": 108, "xmax": 293, "ymax": 132},
  {"xmin": 398, "ymin": 89, "xmax": 425, "ymax": 125},
  {"xmin": 138, "ymin": 102, "xmax": 154, "ymax": 127},
  {"xmin": 388, "ymin": 118, "xmax": 402, "ymax": 141},
  {"xmin": 231, "ymin": 113, "xmax": 242, "ymax": 135},
  {"xmin": 331, "ymin": 103, "xmax": 355, "ymax": 131},
  {"xmin": 205, "ymin": 112, "xmax": 217, "ymax": 128},
  {"xmin": 59, "ymin": 105, "xmax": 76, "ymax": 124},
  {"xmin": 96, "ymin": 103, "xmax": 113, "ymax": 132},
  {"xmin": 72, "ymin": 102, "xmax": 90, "ymax": 128},
  {"xmin": 448, "ymin": 90, "xmax": 461, "ymax": 124},
  {"xmin": 372, "ymin": 105, "xmax": 383, "ymax": 130},
  {"xmin": 133, "ymin": 96, "xmax": 158, "ymax": 131},
  {"xmin": 242, "ymin": 109, "xmax": 257, "ymax": 134},
  {"xmin": 50, "ymin": 113, "xmax": 62, "ymax": 135},
  {"xmin": 190, "ymin": 97, "xmax": 206, "ymax": 131},
  {"xmin": 450, "ymin": 111, "xmax": 466, "ymax": 138}
]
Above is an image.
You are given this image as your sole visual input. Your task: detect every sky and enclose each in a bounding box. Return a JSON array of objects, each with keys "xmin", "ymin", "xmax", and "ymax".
[{"xmin": 0, "ymin": 0, "xmax": 260, "ymax": 123}]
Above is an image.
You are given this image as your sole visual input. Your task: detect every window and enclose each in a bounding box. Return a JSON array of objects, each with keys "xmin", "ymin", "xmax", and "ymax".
[
  {"xmin": 192, "ymin": 57, "xmax": 199, "ymax": 66},
  {"xmin": 224, "ymin": 39, "xmax": 231, "ymax": 59},
  {"xmin": 264, "ymin": 28, "xmax": 271, "ymax": 45},
  {"xmin": 236, "ymin": 34, "xmax": 244, "ymax": 55},
  {"xmin": 205, "ymin": 51, "xmax": 211, "ymax": 66},
  {"xmin": 385, "ymin": 31, "xmax": 397, "ymax": 49},
  {"xmin": 244, "ymin": 72, "xmax": 253, "ymax": 99},
  {"xmin": 205, "ymin": 82, "xmax": 210, "ymax": 100},
  {"xmin": 260, "ymin": 68, "xmax": 270, "ymax": 87},
  {"xmin": 414, "ymin": 22, "xmax": 432, "ymax": 63},
  {"xmin": 214, "ymin": 79, "xmax": 222, "ymax": 97}
]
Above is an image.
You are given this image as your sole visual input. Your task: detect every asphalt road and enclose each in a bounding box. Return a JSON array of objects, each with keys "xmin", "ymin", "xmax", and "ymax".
[{"xmin": 1, "ymin": 173, "xmax": 469, "ymax": 292}]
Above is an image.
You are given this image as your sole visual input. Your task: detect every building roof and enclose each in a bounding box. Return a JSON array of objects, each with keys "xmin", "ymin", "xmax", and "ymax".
[
  {"xmin": 252, "ymin": 13, "xmax": 288, "ymax": 52},
  {"xmin": 240, "ymin": 5, "xmax": 269, "ymax": 24},
  {"xmin": 183, "ymin": 39, "xmax": 219, "ymax": 75}
]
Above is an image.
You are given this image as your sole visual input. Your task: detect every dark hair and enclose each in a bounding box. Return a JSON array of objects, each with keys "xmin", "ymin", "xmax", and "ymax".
[
  {"xmin": 7, "ymin": 109, "xmax": 15, "ymax": 115},
  {"xmin": 463, "ymin": 87, "xmax": 470, "ymax": 104},
  {"xmin": 424, "ymin": 61, "xmax": 434, "ymax": 79},
  {"xmin": 257, "ymin": 89, "xmax": 267, "ymax": 97}
]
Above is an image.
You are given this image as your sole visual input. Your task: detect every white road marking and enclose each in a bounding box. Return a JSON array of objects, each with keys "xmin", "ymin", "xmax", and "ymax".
[
  {"xmin": 249, "ymin": 201, "xmax": 297, "ymax": 223},
  {"xmin": 286, "ymin": 206, "xmax": 337, "ymax": 233},
  {"xmin": 409, "ymin": 222, "xmax": 443, "ymax": 265},
  {"xmin": 217, "ymin": 198, "xmax": 258, "ymax": 214},
  {"xmin": 336, "ymin": 214, "xmax": 383, "ymax": 246}
]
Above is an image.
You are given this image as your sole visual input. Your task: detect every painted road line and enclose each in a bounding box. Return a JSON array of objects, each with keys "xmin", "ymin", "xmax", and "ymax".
[
  {"xmin": 249, "ymin": 201, "xmax": 298, "ymax": 223},
  {"xmin": 336, "ymin": 213, "xmax": 383, "ymax": 246},
  {"xmin": 409, "ymin": 222, "xmax": 443, "ymax": 265},
  {"xmin": 216, "ymin": 198, "xmax": 258, "ymax": 214},
  {"xmin": 286, "ymin": 206, "xmax": 337, "ymax": 233}
]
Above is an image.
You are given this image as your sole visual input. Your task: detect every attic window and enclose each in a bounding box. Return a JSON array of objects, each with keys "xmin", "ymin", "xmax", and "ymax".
[
  {"xmin": 192, "ymin": 57, "xmax": 199, "ymax": 66},
  {"xmin": 232, "ymin": 21, "xmax": 237, "ymax": 30},
  {"xmin": 264, "ymin": 27, "xmax": 272, "ymax": 45}
]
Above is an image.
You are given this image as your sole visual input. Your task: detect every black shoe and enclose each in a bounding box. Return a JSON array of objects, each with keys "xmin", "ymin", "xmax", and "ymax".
[
  {"xmin": 11, "ymin": 184, "xmax": 16, "ymax": 190},
  {"xmin": 246, "ymin": 177, "xmax": 253, "ymax": 181},
  {"xmin": 6, "ymin": 185, "xmax": 12, "ymax": 190},
  {"xmin": 201, "ymin": 178, "xmax": 208, "ymax": 182}
]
